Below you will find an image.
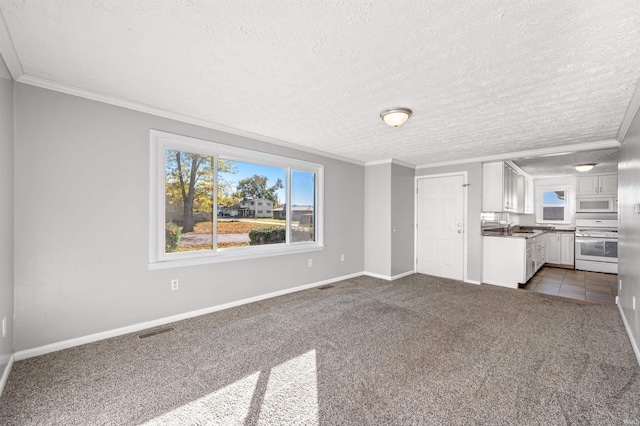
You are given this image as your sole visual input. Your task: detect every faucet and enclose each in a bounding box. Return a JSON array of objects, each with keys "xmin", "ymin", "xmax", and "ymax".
[{"xmin": 507, "ymin": 223, "xmax": 515, "ymax": 236}]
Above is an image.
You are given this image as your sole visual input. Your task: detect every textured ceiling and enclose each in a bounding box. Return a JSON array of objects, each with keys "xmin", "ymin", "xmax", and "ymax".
[
  {"xmin": 1, "ymin": 1, "xmax": 639, "ymax": 167},
  {"xmin": 512, "ymin": 147, "xmax": 619, "ymax": 177}
]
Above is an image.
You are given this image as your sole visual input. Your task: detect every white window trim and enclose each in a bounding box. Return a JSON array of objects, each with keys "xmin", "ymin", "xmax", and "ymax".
[
  {"xmin": 149, "ymin": 130, "xmax": 324, "ymax": 269},
  {"xmin": 535, "ymin": 185, "xmax": 572, "ymax": 224}
]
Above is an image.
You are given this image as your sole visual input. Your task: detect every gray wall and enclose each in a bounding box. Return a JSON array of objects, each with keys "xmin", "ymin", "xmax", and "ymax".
[
  {"xmin": 0, "ymin": 58, "xmax": 14, "ymax": 382},
  {"xmin": 618, "ymin": 105, "xmax": 640, "ymax": 354},
  {"xmin": 13, "ymin": 84, "xmax": 365, "ymax": 351},
  {"xmin": 415, "ymin": 162, "xmax": 482, "ymax": 283},
  {"xmin": 363, "ymin": 162, "xmax": 416, "ymax": 279},
  {"xmin": 391, "ymin": 163, "xmax": 415, "ymax": 277},
  {"xmin": 364, "ymin": 164, "xmax": 391, "ymax": 277}
]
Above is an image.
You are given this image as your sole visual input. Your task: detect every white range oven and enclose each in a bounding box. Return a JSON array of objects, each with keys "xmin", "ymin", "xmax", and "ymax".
[{"xmin": 574, "ymin": 219, "xmax": 618, "ymax": 274}]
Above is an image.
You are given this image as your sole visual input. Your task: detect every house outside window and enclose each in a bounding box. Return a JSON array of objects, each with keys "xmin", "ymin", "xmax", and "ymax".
[{"xmin": 150, "ymin": 130, "xmax": 324, "ymax": 268}]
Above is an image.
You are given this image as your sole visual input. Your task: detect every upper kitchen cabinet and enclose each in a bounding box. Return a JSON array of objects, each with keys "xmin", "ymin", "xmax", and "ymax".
[
  {"xmin": 483, "ymin": 161, "xmax": 519, "ymax": 212},
  {"xmin": 576, "ymin": 174, "xmax": 618, "ymax": 197},
  {"xmin": 517, "ymin": 175, "xmax": 534, "ymax": 214}
]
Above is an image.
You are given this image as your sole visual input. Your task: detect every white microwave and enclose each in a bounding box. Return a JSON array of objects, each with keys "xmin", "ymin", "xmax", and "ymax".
[{"xmin": 576, "ymin": 198, "xmax": 617, "ymax": 213}]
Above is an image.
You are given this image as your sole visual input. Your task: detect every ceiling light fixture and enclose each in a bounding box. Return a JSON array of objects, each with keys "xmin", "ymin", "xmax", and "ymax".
[
  {"xmin": 380, "ymin": 107, "xmax": 412, "ymax": 127},
  {"xmin": 573, "ymin": 163, "xmax": 597, "ymax": 172}
]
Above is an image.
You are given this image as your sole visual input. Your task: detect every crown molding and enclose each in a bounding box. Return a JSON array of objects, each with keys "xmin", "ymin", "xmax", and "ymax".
[
  {"xmin": 0, "ymin": 8, "xmax": 24, "ymax": 79},
  {"xmin": 390, "ymin": 158, "xmax": 416, "ymax": 169},
  {"xmin": 364, "ymin": 159, "xmax": 392, "ymax": 166},
  {"xmin": 617, "ymin": 76, "xmax": 640, "ymax": 143},
  {"xmin": 415, "ymin": 139, "xmax": 620, "ymax": 170},
  {"xmin": 15, "ymin": 75, "xmax": 366, "ymax": 166},
  {"xmin": 12, "ymin": 74, "xmax": 624, "ymax": 171},
  {"xmin": 365, "ymin": 158, "xmax": 416, "ymax": 168}
]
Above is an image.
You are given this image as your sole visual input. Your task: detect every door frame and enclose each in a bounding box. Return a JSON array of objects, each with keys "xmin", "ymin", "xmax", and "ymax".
[{"xmin": 414, "ymin": 172, "xmax": 469, "ymax": 283}]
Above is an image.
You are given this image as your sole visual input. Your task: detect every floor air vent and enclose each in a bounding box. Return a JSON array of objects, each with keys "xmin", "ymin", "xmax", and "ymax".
[
  {"xmin": 318, "ymin": 285, "xmax": 335, "ymax": 290},
  {"xmin": 138, "ymin": 327, "xmax": 175, "ymax": 339}
]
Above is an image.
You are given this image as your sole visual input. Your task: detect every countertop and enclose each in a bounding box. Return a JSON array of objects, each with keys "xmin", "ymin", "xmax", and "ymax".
[{"xmin": 482, "ymin": 227, "xmax": 575, "ymax": 239}]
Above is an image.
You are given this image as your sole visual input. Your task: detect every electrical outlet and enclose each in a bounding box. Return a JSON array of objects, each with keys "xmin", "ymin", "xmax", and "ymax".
[
  {"xmin": 340, "ymin": 254, "xmax": 344, "ymax": 262},
  {"xmin": 2, "ymin": 317, "xmax": 6, "ymax": 338},
  {"xmin": 308, "ymin": 259, "xmax": 313, "ymax": 267},
  {"xmin": 619, "ymin": 279, "xmax": 622, "ymax": 291},
  {"xmin": 171, "ymin": 279, "xmax": 179, "ymax": 291},
  {"xmin": 633, "ymin": 296, "xmax": 636, "ymax": 310}
]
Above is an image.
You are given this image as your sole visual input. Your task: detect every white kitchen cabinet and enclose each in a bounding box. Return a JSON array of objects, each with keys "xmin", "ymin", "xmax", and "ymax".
[
  {"xmin": 561, "ymin": 233, "xmax": 575, "ymax": 266},
  {"xmin": 576, "ymin": 174, "xmax": 618, "ymax": 197},
  {"xmin": 482, "ymin": 161, "xmax": 519, "ymax": 212},
  {"xmin": 525, "ymin": 247, "xmax": 535, "ymax": 281},
  {"xmin": 546, "ymin": 233, "xmax": 561, "ymax": 264},
  {"xmin": 508, "ymin": 163, "xmax": 518, "ymax": 211},
  {"xmin": 525, "ymin": 178, "xmax": 534, "ymax": 214},
  {"xmin": 483, "ymin": 231, "xmax": 552, "ymax": 287},
  {"xmin": 535, "ymin": 236, "xmax": 545, "ymax": 271},
  {"xmin": 517, "ymin": 175, "xmax": 534, "ymax": 214},
  {"xmin": 517, "ymin": 175, "xmax": 524, "ymax": 214},
  {"xmin": 483, "ymin": 236, "xmax": 527, "ymax": 288},
  {"xmin": 545, "ymin": 232, "xmax": 575, "ymax": 267}
]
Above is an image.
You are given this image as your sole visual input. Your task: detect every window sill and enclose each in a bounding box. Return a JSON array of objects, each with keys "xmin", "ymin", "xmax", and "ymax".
[{"xmin": 149, "ymin": 244, "xmax": 325, "ymax": 270}]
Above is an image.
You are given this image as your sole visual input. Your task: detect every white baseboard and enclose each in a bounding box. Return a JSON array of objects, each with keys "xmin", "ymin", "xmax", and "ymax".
[
  {"xmin": 392, "ymin": 270, "xmax": 415, "ymax": 280},
  {"xmin": 0, "ymin": 354, "xmax": 14, "ymax": 398},
  {"xmin": 14, "ymin": 272, "xmax": 365, "ymax": 361},
  {"xmin": 617, "ymin": 302, "xmax": 640, "ymax": 367},
  {"xmin": 363, "ymin": 271, "xmax": 390, "ymax": 280},
  {"xmin": 363, "ymin": 270, "xmax": 415, "ymax": 281},
  {"xmin": 465, "ymin": 279, "xmax": 481, "ymax": 285}
]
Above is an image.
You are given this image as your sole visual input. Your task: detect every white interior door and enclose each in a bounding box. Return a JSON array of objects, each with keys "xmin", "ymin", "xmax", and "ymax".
[{"xmin": 417, "ymin": 175, "xmax": 465, "ymax": 280}]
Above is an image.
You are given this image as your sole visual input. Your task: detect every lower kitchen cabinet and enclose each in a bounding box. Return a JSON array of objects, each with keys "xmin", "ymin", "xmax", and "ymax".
[
  {"xmin": 483, "ymin": 233, "xmax": 547, "ymax": 289},
  {"xmin": 483, "ymin": 236, "xmax": 530, "ymax": 289},
  {"xmin": 546, "ymin": 232, "xmax": 575, "ymax": 268},
  {"xmin": 534, "ymin": 235, "xmax": 545, "ymax": 271},
  {"xmin": 525, "ymin": 247, "xmax": 535, "ymax": 282},
  {"xmin": 546, "ymin": 233, "xmax": 561, "ymax": 264},
  {"xmin": 561, "ymin": 233, "xmax": 575, "ymax": 266}
]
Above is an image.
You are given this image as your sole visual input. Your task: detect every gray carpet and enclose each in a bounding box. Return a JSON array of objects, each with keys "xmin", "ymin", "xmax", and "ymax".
[{"xmin": 1, "ymin": 274, "xmax": 639, "ymax": 425}]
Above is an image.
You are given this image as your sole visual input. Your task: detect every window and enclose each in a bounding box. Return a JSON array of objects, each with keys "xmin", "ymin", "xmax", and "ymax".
[
  {"xmin": 291, "ymin": 170, "xmax": 316, "ymax": 243},
  {"xmin": 150, "ymin": 130, "xmax": 324, "ymax": 268},
  {"xmin": 535, "ymin": 185, "xmax": 571, "ymax": 224}
]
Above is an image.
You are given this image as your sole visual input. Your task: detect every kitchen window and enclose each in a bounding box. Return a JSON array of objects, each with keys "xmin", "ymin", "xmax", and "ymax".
[
  {"xmin": 149, "ymin": 130, "xmax": 324, "ymax": 269},
  {"xmin": 536, "ymin": 185, "xmax": 571, "ymax": 224}
]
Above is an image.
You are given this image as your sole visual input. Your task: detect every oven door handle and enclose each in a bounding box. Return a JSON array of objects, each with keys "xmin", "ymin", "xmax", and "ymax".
[{"xmin": 575, "ymin": 238, "xmax": 617, "ymax": 244}]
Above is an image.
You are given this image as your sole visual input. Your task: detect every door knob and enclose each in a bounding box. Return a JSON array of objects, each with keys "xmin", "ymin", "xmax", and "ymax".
[{"xmin": 457, "ymin": 230, "xmax": 462, "ymax": 233}]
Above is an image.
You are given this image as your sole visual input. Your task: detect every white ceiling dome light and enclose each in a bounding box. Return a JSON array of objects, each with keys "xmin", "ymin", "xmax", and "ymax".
[
  {"xmin": 573, "ymin": 163, "xmax": 597, "ymax": 172},
  {"xmin": 380, "ymin": 108, "xmax": 412, "ymax": 127}
]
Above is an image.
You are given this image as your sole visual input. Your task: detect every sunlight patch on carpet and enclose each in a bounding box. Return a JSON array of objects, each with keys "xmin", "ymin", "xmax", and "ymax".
[
  {"xmin": 141, "ymin": 350, "xmax": 319, "ymax": 425},
  {"xmin": 259, "ymin": 349, "xmax": 318, "ymax": 425},
  {"xmin": 141, "ymin": 371, "xmax": 260, "ymax": 425}
]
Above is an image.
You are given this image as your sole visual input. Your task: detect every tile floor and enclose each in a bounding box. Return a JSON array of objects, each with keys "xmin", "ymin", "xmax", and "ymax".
[{"xmin": 522, "ymin": 266, "xmax": 618, "ymax": 304}]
